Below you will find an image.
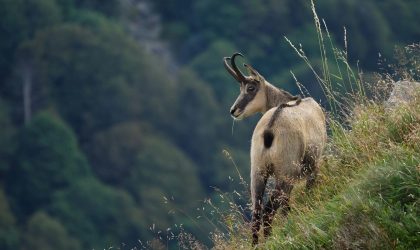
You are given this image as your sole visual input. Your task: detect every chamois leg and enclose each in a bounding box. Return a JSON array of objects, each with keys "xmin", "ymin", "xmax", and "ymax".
[
  {"xmin": 306, "ymin": 162, "xmax": 319, "ymax": 190},
  {"xmin": 304, "ymin": 145, "xmax": 324, "ymax": 190},
  {"xmin": 250, "ymin": 171, "xmax": 267, "ymax": 246},
  {"xmin": 262, "ymin": 180, "xmax": 293, "ymax": 238},
  {"xmin": 305, "ymin": 154, "xmax": 320, "ymax": 190}
]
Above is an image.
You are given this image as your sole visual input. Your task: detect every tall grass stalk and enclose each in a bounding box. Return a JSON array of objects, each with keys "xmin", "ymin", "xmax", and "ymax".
[
  {"xmin": 286, "ymin": 0, "xmax": 367, "ymax": 118},
  {"xmin": 211, "ymin": 1, "xmax": 419, "ymax": 249}
]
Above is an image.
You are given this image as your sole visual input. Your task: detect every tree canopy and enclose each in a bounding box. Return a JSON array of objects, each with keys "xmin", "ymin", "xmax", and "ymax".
[{"xmin": 0, "ymin": 0, "xmax": 418, "ymax": 248}]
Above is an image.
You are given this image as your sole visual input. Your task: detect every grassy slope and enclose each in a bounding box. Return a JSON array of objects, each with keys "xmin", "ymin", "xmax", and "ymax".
[
  {"xmin": 212, "ymin": 1, "xmax": 419, "ymax": 247},
  {"xmin": 215, "ymin": 91, "xmax": 419, "ymax": 249},
  {"xmin": 265, "ymin": 95, "xmax": 420, "ymax": 249}
]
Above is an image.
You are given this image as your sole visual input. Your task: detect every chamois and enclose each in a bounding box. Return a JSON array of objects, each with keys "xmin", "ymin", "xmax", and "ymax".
[{"xmin": 224, "ymin": 53, "xmax": 327, "ymax": 245}]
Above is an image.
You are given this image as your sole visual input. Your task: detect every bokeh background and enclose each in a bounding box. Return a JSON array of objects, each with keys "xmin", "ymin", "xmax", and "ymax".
[{"xmin": 0, "ymin": 0, "xmax": 419, "ymax": 249}]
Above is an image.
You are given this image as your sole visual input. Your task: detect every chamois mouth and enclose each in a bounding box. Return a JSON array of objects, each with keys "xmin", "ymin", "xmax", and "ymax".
[{"xmin": 231, "ymin": 111, "xmax": 244, "ymax": 120}]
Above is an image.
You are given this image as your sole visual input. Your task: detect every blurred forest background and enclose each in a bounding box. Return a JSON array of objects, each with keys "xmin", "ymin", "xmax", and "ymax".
[{"xmin": 0, "ymin": 0, "xmax": 419, "ymax": 249}]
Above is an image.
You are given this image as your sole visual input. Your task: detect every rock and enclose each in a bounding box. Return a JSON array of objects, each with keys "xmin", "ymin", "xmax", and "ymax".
[
  {"xmin": 386, "ymin": 80, "xmax": 420, "ymax": 108},
  {"xmin": 120, "ymin": 0, "xmax": 179, "ymax": 74}
]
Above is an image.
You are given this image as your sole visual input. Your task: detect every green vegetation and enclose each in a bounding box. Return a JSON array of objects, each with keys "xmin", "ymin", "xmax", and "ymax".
[
  {"xmin": 7, "ymin": 113, "xmax": 90, "ymax": 217},
  {"xmin": 212, "ymin": 2, "xmax": 419, "ymax": 248},
  {"xmin": 0, "ymin": 0, "xmax": 418, "ymax": 248},
  {"xmin": 21, "ymin": 212, "xmax": 81, "ymax": 250},
  {"xmin": 256, "ymin": 98, "xmax": 420, "ymax": 249},
  {"xmin": 0, "ymin": 190, "xmax": 19, "ymax": 250},
  {"xmin": 49, "ymin": 178, "xmax": 145, "ymax": 247}
]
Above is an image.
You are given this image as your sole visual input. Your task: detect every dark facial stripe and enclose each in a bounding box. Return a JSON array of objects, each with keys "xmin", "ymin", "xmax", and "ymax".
[
  {"xmin": 236, "ymin": 93, "xmax": 256, "ymax": 110},
  {"xmin": 235, "ymin": 84, "xmax": 259, "ymax": 110}
]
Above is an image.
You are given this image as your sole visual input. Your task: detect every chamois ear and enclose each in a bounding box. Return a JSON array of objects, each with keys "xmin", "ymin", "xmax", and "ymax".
[{"xmin": 244, "ymin": 63, "xmax": 264, "ymax": 82}]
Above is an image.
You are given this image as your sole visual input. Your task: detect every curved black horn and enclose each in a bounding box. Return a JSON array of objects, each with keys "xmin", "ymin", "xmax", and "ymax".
[
  {"xmin": 231, "ymin": 52, "xmax": 247, "ymax": 82},
  {"xmin": 223, "ymin": 57, "xmax": 240, "ymax": 82}
]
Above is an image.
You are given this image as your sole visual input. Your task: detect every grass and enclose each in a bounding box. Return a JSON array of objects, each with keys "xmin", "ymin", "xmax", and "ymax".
[
  {"xmin": 210, "ymin": 1, "xmax": 420, "ymax": 249},
  {"xmin": 262, "ymin": 100, "xmax": 420, "ymax": 249},
  {"xmin": 213, "ymin": 92, "xmax": 419, "ymax": 250}
]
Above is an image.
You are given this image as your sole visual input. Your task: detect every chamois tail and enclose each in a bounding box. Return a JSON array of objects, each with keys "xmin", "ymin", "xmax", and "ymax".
[
  {"xmin": 263, "ymin": 97, "xmax": 302, "ymax": 149},
  {"xmin": 263, "ymin": 130, "xmax": 274, "ymax": 148}
]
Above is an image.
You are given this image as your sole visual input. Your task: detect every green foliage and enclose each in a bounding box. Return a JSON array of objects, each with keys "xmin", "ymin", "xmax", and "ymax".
[
  {"xmin": 317, "ymin": 0, "xmax": 392, "ymax": 65},
  {"xmin": 7, "ymin": 112, "xmax": 90, "ymax": 216},
  {"xmin": 214, "ymin": 4, "xmax": 420, "ymax": 245},
  {"xmin": 0, "ymin": 0, "xmax": 25, "ymax": 82},
  {"xmin": 21, "ymin": 24, "xmax": 133, "ymax": 139},
  {"xmin": 124, "ymin": 135, "xmax": 203, "ymax": 216},
  {"xmin": 72, "ymin": 0, "xmax": 121, "ymax": 17},
  {"xmin": 122, "ymin": 134, "xmax": 213, "ymax": 243},
  {"xmin": 365, "ymin": 155, "xmax": 419, "ymax": 249},
  {"xmin": 153, "ymin": 0, "xmax": 420, "ymax": 77},
  {"xmin": 21, "ymin": 211, "xmax": 81, "ymax": 250},
  {"xmin": 87, "ymin": 122, "xmax": 144, "ymax": 185},
  {"xmin": 0, "ymin": 0, "xmax": 62, "ymax": 84},
  {"xmin": 21, "ymin": 19, "xmax": 177, "ymax": 141},
  {"xmin": 189, "ymin": 40, "xmax": 238, "ymax": 104},
  {"xmin": 22, "ymin": 0, "xmax": 62, "ymax": 37},
  {"xmin": 49, "ymin": 178, "xmax": 145, "ymax": 249},
  {"xmin": 0, "ymin": 190, "xmax": 19, "ymax": 250},
  {"xmin": 0, "ymin": 100, "xmax": 16, "ymax": 175},
  {"xmin": 377, "ymin": 0, "xmax": 420, "ymax": 42},
  {"xmin": 216, "ymin": 87, "xmax": 420, "ymax": 249},
  {"xmin": 0, "ymin": 0, "xmax": 419, "ymax": 248},
  {"xmin": 172, "ymin": 69, "xmax": 220, "ymax": 161}
]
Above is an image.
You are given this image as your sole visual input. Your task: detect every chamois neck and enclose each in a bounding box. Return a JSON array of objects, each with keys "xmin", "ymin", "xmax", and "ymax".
[{"xmin": 263, "ymin": 83, "xmax": 296, "ymax": 113}]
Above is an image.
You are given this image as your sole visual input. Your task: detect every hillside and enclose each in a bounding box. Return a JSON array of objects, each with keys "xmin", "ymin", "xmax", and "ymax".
[
  {"xmin": 0, "ymin": 0, "xmax": 419, "ymax": 249},
  {"xmin": 208, "ymin": 4, "xmax": 420, "ymax": 244},
  {"xmin": 212, "ymin": 73, "xmax": 420, "ymax": 249}
]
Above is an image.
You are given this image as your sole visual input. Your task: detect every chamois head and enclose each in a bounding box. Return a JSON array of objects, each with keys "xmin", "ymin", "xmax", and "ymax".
[{"xmin": 224, "ymin": 53, "xmax": 267, "ymax": 120}]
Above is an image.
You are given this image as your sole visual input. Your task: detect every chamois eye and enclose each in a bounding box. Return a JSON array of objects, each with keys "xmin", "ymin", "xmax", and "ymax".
[{"xmin": 247, "ymin": 86, "xmax": 256, "ymax": 92}]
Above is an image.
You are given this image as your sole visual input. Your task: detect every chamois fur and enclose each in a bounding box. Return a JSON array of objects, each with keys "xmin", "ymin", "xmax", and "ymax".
[{"xmin": 223, "ymin": 53, "xmax": 327, "ymax": 245}]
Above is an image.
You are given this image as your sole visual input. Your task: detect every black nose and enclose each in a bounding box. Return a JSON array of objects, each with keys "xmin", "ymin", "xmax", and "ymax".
[{"xmin": 230, "ymin": 108, "xmax": 236, "ymax": 115}]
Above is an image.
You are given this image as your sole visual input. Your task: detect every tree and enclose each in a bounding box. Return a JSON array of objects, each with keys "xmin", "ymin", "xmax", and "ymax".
[
  {"xmin": 123, "ymin": 135, "xmax": 204, "ymax": 229},
  {"xmin": 188, "ymin": 40, "xmax": 238, "ymax": 104},
  {"xmin": 7, "ymin": 112, "xmax": 90, "ymax": 217},
  {"xmin": 377, "ymin": 0, "xmax": 420, "ymax": 42},
  {"xmin": 0, "ymin": 100, "xmax": 16, "ymax": 176},
  {"xmin": 172, "ymin": 69, "xmax": 220, "ymax": 162},
  {"xmin": 0, "ymin": 0, "xmax": 61, "ymax": 88},
  {"xmin": 0, "ymin": 190, "xmax": 19, "ymax": 250},
  {"xmin": 0, "ymin": 0, "xmax": 25, "ymax": 86},
  {"xmin": 23, "ymin": 18, "xmax": 177, "ymax": 143},
  {"xmin": 22, "ymin": 0, "xmax": 62, "ymax": 38},
  {"xmin": 49, "ymin": 178, "xmax": 146, "ymax": 249},
  {"xmin": 317, "ymin": 0, "xmax": 392, "ymax": 67},
  {"xmin": 21, "ymin": 212, "xmax": 81, "ymax": 250},
  {"xmin": 72, "ymin": 0, "xmax": 121, "ymax": 17},
  {"xmin": 87, "ymin": 122, "xmax": 145, "ymax": 185}
]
